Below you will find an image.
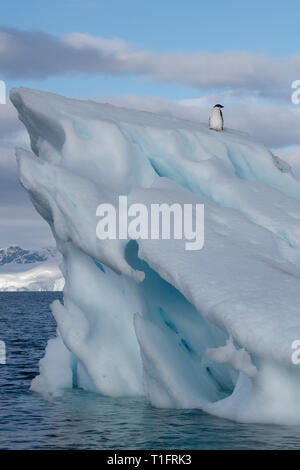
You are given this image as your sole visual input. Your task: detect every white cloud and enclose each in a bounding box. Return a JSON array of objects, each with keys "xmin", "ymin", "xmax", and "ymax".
[
  {"xmin": 0, "ymin": 100, "xmax": 23, "ymax": 138},
  {"xmin": 0, "ymin": 26, "xmax": 299, "ymax": 99},
  {"xmin": 0, "ymin": 135, "xmax": 51, "ymax": 248}
]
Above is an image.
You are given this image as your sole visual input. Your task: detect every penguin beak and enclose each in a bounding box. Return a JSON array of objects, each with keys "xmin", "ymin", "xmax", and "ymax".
[{"xmin": 220, "ymin": 105, "xmax": 224, "ymax": 108}]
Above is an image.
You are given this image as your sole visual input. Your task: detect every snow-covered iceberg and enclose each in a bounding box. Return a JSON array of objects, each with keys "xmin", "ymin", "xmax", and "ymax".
[{"xmin": 10, "ymin": 87, "xmax": 300, "ymax": 424}]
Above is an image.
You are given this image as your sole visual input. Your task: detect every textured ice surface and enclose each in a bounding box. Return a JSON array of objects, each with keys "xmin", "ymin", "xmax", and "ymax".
[{"xmin": 10, "ymin": 87, "xmax": 300, "ymax": 424}]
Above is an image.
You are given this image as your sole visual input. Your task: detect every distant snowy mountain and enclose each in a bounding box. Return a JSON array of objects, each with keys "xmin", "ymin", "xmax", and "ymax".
[
  {"xmin": 0, "ymin": 246, "xmax": 64, "ymax": 291},
  {"xmin": 0, "ymin": 245, "xmax": 58, "ymax": 265}
]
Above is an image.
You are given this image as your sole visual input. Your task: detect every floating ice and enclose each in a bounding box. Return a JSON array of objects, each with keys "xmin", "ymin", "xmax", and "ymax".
[{"xmin": 10, "ymin": 87, "xmax": 300, "ymax": 424}]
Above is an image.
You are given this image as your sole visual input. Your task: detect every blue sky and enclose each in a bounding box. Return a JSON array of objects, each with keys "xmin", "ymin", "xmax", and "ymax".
[
  {"xmin": 2, "ymin": 0, "xmax": 300, "ymax": 99},
  {"xmin": 1, "ymin": 0, "xmax": 300, "ymax": 248},
  {"xmin": 3, "ymin": 0, "xmax": 300, "ymax": 54}
]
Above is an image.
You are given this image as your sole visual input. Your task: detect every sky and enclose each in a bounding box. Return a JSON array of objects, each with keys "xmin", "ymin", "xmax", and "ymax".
[{"xmin": 1, "ymin": 0, "xmax": 300, "ymax": 247}]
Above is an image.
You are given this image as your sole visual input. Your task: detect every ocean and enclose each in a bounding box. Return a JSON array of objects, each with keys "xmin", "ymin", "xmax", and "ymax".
[{"xmin": 1, "ymin": 291, "xmax": 300, "ymax": 450}]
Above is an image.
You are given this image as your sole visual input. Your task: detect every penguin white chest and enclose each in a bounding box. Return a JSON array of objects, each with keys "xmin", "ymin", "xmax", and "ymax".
[{"xmin": 209, "ymin": 109, "xmax": 223, "ymax": 131}]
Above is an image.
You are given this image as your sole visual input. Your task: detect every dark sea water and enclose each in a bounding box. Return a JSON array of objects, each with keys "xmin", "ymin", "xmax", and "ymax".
[{"xmin": 1, "ymin": 292, "xmax": 300, "ymax": 450}]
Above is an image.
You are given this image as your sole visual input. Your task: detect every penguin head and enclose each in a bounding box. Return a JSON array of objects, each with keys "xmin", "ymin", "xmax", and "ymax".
[{"xmin": 213, "ymin": 104, "xmax": 224, "ymax": 109}]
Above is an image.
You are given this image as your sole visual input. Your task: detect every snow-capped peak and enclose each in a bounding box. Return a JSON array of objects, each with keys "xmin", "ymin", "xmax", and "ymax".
[{"xmin": 0, "ymin": 245, "xmax": 58, "ymax": 266}]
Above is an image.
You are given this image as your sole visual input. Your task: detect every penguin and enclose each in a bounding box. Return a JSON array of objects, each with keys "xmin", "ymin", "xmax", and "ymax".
[{"xmin": 209, "ymin": 104, "xmax": 224, "ymax": 131}]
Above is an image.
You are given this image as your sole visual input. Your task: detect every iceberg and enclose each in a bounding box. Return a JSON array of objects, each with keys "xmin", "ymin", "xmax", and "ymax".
[{"xmin": 10, "ymin": 87, "xmax": 300, "ymax": 424}]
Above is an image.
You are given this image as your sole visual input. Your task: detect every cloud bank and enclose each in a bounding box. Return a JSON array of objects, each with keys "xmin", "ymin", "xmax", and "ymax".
[
  {"xmin": 0, "ymin": 141, "xmax": 54, "ymax": 248},
  {"xmin": 0, "ymin": 26, "xmax": 299, "ymax": 99}
]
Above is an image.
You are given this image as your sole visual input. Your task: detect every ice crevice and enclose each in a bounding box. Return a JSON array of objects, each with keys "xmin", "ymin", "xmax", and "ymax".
[{"xmin": 10, "ymin": 87, "xmax": 300, "ymax": 424}]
